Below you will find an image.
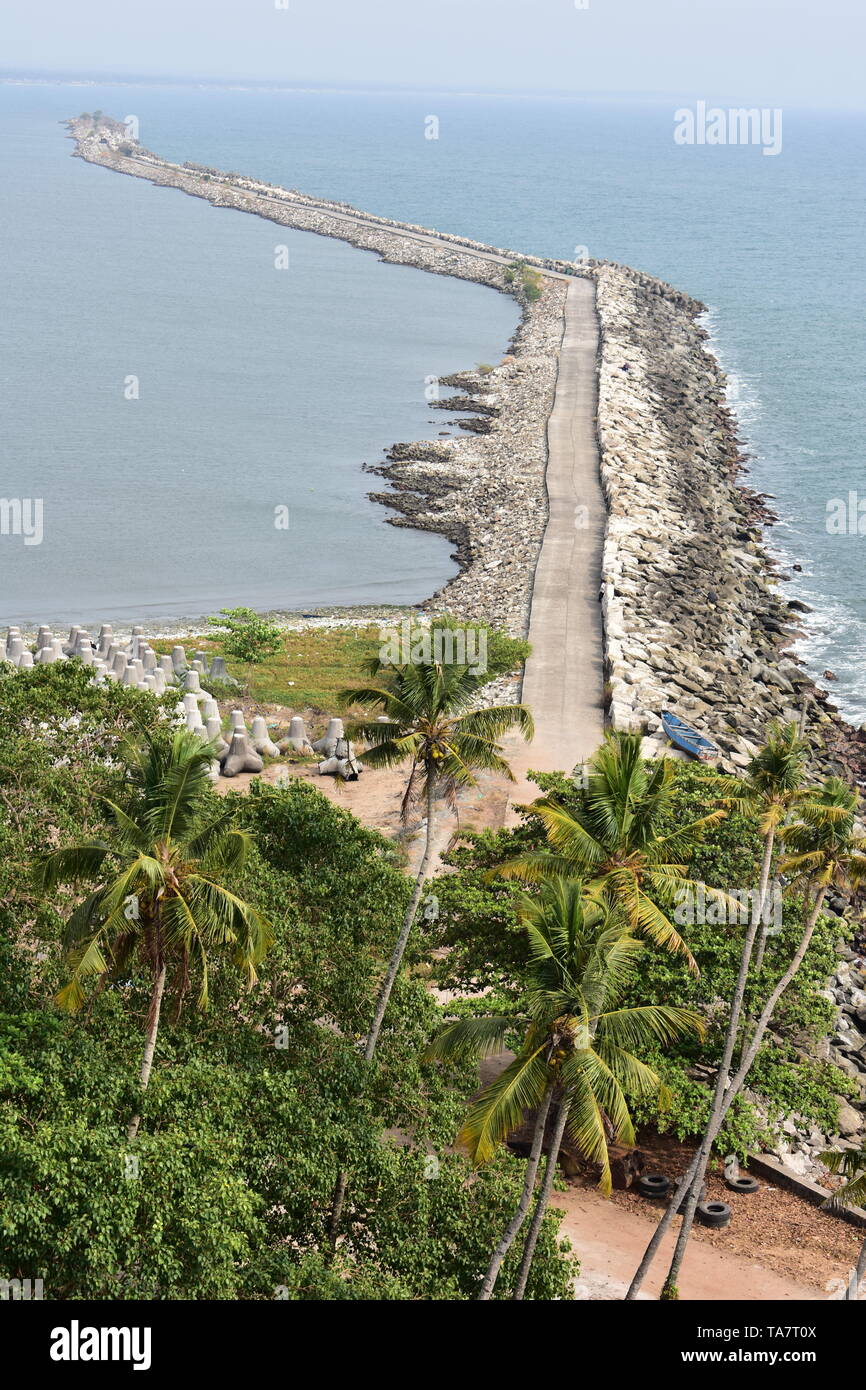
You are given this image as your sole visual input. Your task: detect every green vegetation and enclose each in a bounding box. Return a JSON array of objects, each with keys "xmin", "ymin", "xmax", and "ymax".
[
  {"xmin": 1, "ymin": 654, "xmax": 861, "ymax": 1301},
  {"xmin": 428, "ymin": 881, "xmax": 702, "ymax": 1298},
  {"xmin": 504, "ymin": 259, "xmax": 544, "ymax": 303},
  {"xmin": 160, "ymin": 615, "xmax": 529, "ymax": 711},
  {"xmin": 0, "ymin": 663, "xmax": 572, "ymax": 1299},
  {"xmin": 207, "ymin": 607, "xmax": 283, "ymax": 688},
  {"xmin": 823, "ymin": 1146, "xmax": 866, "ymax": 1299}
]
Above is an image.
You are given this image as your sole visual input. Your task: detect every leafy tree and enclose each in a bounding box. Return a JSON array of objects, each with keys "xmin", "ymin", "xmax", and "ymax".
[
  {"xmin": 36, "ymin": 729, "xmax": 272, "ymax": 1140},
  {"xmin": 207, "ymin": 607, "xmax": 283, "ymax": 685},
  {"xmin": 0, "ymin": 670, "xmax": 576, "ymax": 1299},
  {"xmin": 428, "ymin": 881, "xmax": 702, "ymax": 1298}
]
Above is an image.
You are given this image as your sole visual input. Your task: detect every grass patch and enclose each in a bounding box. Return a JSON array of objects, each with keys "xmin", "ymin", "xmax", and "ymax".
[{"xmin": 155, "ymin": 626, "xmax": 383, "ymax": 711}]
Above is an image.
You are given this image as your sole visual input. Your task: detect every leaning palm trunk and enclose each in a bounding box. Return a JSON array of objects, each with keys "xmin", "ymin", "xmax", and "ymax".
[
  {"xmin": 626, "ymin": 832, "xmax": 772, "ymax": 1299},
  {"xmin": 364, "ymin": 779, "xmax": 437, "ymax": 1062},
  {"xmin": 126, "ymin": 960, "xmax": 167, "ymax": 1143},
  {"xmin": 628, "ymin": 881, "xmax": 826, "ymax": 1300},
  {"xmin": 328, "ymin": 781, "xmax": 438, "ymax": 1254},
  {"xmin": 477, "ymin": 1084, "xmax": 554, "ymax": 1300},
  {"xmin": 750, "ymin": 829, "xmax": 776, "ymax": 978},
  {"xmin": 661, "ymin": 831, "xmax": 774, "ymax": 1287},
  {"xmin": 736, "ymin": 828, "xmax": 777, "ymax": 1065},
  {"xmin": 511, "ymin": 1097, "xmax": 571, "ymax": 1300}
]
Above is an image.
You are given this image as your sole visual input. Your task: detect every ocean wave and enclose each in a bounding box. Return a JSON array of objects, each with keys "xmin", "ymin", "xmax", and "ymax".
[{"xmin": 699, "ymin": 306, "xmax": 866, "ymax": 726}]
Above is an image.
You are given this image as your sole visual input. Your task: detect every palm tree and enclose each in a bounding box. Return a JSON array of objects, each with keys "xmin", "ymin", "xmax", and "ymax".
[
  {"xmin": 36, "ymin": 729, "xmax": 272, "ymax": 1141},
  {"xmin": 638, "ymin": 776, "xmax": 866, "ymax": 1300},
  {"xmin": 426, "ymin": 881, "xmax": 703, "ymax": 1299},
  {"xmin": 626, "ymin": 725, "xmax": 810, "ymax": 1299},
  {"xmin": 822, "ymin": 1148, "xmax": 866, "ymax": 1300},
  {"xmin": 341, "ymin": 657, "xmax": 533, "ymax": 1062},
  {"xmin": 493, "ymin": 729, "xmax": 726, "ymax": 974},
  {"xmin": 712, "ymin": 722, "xmax": 810, "ymax": 981}
]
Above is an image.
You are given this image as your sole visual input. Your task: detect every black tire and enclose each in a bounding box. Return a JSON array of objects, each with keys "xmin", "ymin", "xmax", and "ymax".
[
  {"xmin": 637, "ymin": 1174, "xmax": 670, "ymax": 1199},
  {"xmin": 676, "ymin": 1183, "xmax": 706, "ymax": 1214},
  {"xmin": 696, "ymin": 1201, "xmax": 732, "ymax": 1229},
  {"xmin": 726, "ymin": 1175, "xmax": 760, "ymax": 1195}
]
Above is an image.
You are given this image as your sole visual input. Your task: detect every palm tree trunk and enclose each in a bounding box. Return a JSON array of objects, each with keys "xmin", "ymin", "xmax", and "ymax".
[
  {"xmin": 327, "ymin": 780, "xmax": 438, "ymax": 1256},
  {"xmin": 326, "ymin": 1170, "xmax": 348, "ymax": 1262},
  {"xmin": 746, "ymin": 829, "xmax": 777, "ymax": 1013},
  {"xmin": 625, "ymin": 832, "xmax": 774, "ymax": 1300},
  {"xmin": 847, "ymin": 1233, "xmax": 866, "ymax": 1300},
  {"xmin": 664, "ymin": 832, "xmax": 776, "ymax": 1291},
  {"xmin": 512, "ymin": 1097, "xmax": 571, "ymax": 1300},
  {"xmin": 657, "ymin": 883, "xmax": 827, "ymax": 1299},
  {"xmin": 363, "ymin": 778, "xmax": 437, "ymax": 1063},
  {"xmin": 477, "ymin": 1084, "xmax": 554, "ymax": 1301},
  {"xmin": 629, "ymin": 872, "xmax": 823, "ymax": 1301},
  {"xmin": 126, "ymin": 962, "xmax": 166, "ymax": 1143}
]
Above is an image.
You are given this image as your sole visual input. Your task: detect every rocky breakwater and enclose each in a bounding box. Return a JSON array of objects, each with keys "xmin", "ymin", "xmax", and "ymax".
[
  {"xmin": 65, "ymin": 116, "xmax": 582, "ymax": 638},
  {"xmin": 369, "ymin": 280, "xmax": 569, "ymax": 636},
  {"xmin": 594, "ymin": 262, "xmax": 866, "ymax": 779}
]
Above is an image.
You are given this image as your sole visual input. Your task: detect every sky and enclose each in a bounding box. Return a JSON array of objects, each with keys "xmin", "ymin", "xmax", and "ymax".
[{"xmin": 0, "ymin": 0, "xmax": 864, "ymax": 108}]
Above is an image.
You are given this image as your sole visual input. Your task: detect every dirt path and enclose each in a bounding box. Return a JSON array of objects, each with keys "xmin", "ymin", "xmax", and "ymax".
[
  {"xmin": 505, "ymin": 276, "xmax": 606, "ymax": 820},
  {"xmin": 559, "ymin": 1186, "xmax": 823, "ymax": 1301}
]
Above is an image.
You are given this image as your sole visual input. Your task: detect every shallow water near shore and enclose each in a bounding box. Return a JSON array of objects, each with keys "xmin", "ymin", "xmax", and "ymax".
[
  {"xmin": 3, "ymin": 82, "xmax": 865, "ymax": 719},
  {"xmin": 0, "ymin": 86, "xmax": 518, "ymax": 626}
]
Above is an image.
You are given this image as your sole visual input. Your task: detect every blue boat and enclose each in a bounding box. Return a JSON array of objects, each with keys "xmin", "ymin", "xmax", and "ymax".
[{"xmin": 661, "ymin": 710, "xmax": 719, "ymax": 762}]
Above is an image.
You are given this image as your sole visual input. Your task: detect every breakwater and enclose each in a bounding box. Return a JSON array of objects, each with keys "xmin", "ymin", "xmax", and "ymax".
[{"xmin": 65, "ymin": 115, "xmax": 865, "ymax": 782}]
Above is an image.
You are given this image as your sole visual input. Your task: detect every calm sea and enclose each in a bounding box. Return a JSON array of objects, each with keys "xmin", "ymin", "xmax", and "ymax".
[{"xmin": 2, "ymin": 84, "xmax": 864, "ymax": 718}]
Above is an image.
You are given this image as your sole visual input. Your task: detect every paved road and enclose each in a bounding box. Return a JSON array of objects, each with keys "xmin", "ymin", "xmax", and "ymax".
[
  {"xmin": 506, "ymin": 276, "xmax": 606, "ymax": 818},
  {"xmin": 94, "ymin": 147, "xmax": 606, "ymax": 813}
]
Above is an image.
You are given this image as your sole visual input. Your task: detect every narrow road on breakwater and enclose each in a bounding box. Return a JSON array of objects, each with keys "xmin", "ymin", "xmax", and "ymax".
[{"xmin": 506, "ymin": 276, "xmax": 606, "ymax": 819}]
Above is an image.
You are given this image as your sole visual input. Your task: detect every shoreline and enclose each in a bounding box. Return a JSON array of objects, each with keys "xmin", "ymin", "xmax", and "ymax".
[{"xmin": 49, "ymin": 116, "xmax": 866, "ymax": 781}]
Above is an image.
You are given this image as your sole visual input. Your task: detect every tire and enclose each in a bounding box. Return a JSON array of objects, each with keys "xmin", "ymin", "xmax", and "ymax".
[
  {"xmin": 726, "ymin": 1175, "xmax": 760, "ymax": 1195},
  {"xmin": 696, "ymin": 1201, "xmax": 732, "ymax": 1229},
  {"xmin": 637, "ymin": 1173, "xmax": 670, "ymax": 1199}
]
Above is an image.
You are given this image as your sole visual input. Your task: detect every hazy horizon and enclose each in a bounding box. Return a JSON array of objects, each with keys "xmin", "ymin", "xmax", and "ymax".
[{"xmin": 1, "ymin": 0, "xmax": 864, "ymax": 110}]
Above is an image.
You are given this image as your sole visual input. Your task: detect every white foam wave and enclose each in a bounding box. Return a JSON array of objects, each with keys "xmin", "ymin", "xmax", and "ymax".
[{"xmin": 699, "ymin": 307, "xmax": 866, "ymax": 725}]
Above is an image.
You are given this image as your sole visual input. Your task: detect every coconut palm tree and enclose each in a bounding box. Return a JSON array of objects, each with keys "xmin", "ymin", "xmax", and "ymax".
[
  {"xmin": 493, "ymin": 729, "xmax": 726, "ymax": 974},
  {"xmin": 36, "ymin": 729, "xmax": 272, "ymax": 1141},
  {"xmin": 341, "ymin": 657, "xmax": 533, "ymax": 1062},
  {"xmin": 823, "ymin": 1148, "xmax": 866, "ymax": 1300},
  {"xmin": 426, "ymin": 880, "xmax": 703, "ymax": 1299},
  {"xmin": 712, "ymin": 722, "xmax": 810, "ymax": 982},
  {"xmin": 637, "ymin": 776, "xmax": 866, "ymax": 1301},
  {"xmin": 625, "ymin": 724, "xmax": 812, "ymax": 1296}
]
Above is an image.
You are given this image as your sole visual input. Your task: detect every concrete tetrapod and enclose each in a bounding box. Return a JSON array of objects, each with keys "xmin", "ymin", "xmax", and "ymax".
[
  {"xmin": 250, "ymin": 715, "xmax": 280, "ymax": 759},
  {"xmin": 221, "ymin": 730, "xmax": 264, "ymax": 777},
  {"xmin": 279, "ymin": 716, "xmax": 314, "ymax": 754},
  {"xmin": 312, "ymin": 718, "xmax": 344, "ymax": 757},
  {"xmin": 205, "ymin": 716, "xmax": 230, "ymax": 758}
]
